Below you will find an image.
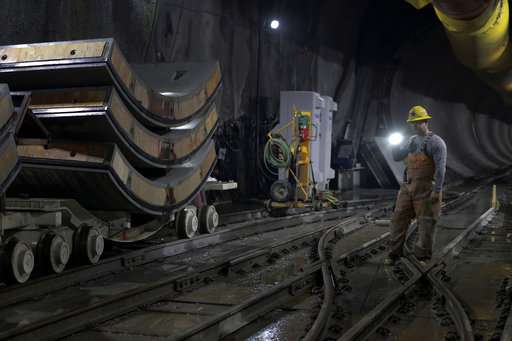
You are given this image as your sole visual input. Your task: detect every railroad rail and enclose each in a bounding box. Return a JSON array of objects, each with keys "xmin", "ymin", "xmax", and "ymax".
[
  {"xmin": 213, "ymin": 176, "xmax": 506, "ymax": 341},
  {"xmin": 0, "ymin": 202, "xmax": 392, "ymax": 340},
  {"xmin": 325, "ymin": 179, "xmax": 510, "ymax": 341}
]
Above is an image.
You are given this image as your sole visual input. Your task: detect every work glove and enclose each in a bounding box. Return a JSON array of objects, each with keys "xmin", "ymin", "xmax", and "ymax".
[{"xmin": 430, "ymin": 191, "xmax": 441, "ymax": 203}]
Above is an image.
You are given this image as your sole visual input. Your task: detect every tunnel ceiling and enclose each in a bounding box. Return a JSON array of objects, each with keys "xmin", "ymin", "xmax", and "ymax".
[{"xmin": 1, "ymin": 0, "xmax": 511, "ymax": 191}]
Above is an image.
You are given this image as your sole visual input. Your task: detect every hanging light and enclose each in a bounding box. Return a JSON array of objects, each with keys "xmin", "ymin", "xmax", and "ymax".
[{"xmin": 270, "ymin": 19, "xmax": 280, "ymax": 30}]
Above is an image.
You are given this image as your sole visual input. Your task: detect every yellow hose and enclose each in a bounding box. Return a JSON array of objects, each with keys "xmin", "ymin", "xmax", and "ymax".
[
  {"xmin": 404, "ymin": 0, "xmax": 512, "ymax": 103},
  {"xmin": 434, "ymin": 0, "xmax": 510, "ymax": 71}
]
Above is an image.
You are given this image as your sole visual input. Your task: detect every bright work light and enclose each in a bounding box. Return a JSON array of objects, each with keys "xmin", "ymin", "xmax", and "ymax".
[
  {"xmin": 270, "ymin": 19, "xmax": 280, "ymax": 30},
  {"xmin": 388, "ymin": 132, "xmax": 404, "ymax": 146}
]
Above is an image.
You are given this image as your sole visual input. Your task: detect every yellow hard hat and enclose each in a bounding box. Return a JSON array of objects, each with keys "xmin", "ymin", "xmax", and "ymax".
[{"xmin": 407, "ymin": 105, "xmax": 432, "ymax": 123}]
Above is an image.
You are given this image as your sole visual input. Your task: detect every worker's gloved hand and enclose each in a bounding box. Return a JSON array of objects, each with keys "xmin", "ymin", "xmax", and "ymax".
[{"xmin": 430, "ymin": 191, "xmax": 441, "ymax": 203}]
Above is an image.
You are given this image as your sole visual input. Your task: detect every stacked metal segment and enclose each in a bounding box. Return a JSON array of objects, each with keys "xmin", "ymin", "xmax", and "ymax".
[
  {"xmin": 0, "ymin": 38, "xmax": 222, "ymax": 127},
  {"xmin": 0, "ymin": 39, "xmax": 222, "ymax": 283},
  {"xmin": 0, "ymin": 85, "xmax": 16, "ymax": 187}
]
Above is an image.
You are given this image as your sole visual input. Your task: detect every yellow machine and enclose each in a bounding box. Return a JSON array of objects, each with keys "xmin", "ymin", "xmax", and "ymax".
[
  {"xmin": 288, "ymin": 112, "xmax": 313, "ymax": 202},
  {"xmin": 264, "ymin": 110, "xmax": 339, "ymax": 210},
  {"xmin": 294, "ymin": 111, "xmax": 312, "ymax": 201},
  {"xmin": 264, "ymin": 111, "xmax": 313, "ymax": 205},
  {"xmin": 403, "ymin": 0, "xmax": 512, "ymax": 104}
]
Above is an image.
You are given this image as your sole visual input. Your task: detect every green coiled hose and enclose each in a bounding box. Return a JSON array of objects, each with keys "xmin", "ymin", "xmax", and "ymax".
[{"xmin": 263, "ymin": 136, "xmax": 291, "ymax": 174}]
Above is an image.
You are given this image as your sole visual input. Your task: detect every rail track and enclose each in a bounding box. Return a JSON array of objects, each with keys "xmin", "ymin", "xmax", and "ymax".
[
  {"xmin": 0, "ymin": 205, "xmax": 361, "ymax": 297},
  {"xmin": 291, "ymin": 178, "xmax": 509, "ymax": 341},
  {"xmin": 2, "ymin": 178, "xmax": 507, "ymax": 341},
  {"xmin": 216, "ymin": 177, "xmax": 503, "ymax": 341},
  {"xmin": 0, "ymin": 177, "xmax": 504, "ymax": 340},
  {"xmin": 0, "ymin": 200, "xmax": 392, "ymax": 340},
  {"xmin": 59, "ymin": 205, "xmax": 394, "ymax": 341}
]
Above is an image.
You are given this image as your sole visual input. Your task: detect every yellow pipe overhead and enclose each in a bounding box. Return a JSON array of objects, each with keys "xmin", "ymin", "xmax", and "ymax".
[
  {"xmin": 403, "ymin": 0, "xmax": 512, "ymax": 102},
  {"xmin": 433, "ymin": 0, "xmax": 510, "ymax": 71}
]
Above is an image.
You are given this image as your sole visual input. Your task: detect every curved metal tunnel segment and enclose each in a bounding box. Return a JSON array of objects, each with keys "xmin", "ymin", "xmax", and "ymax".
[
  {"xmin": 0, "ymin": 38, "xmax": 223, "ymax": 129},
  {"xmin": 0, "ymin": 84, "xmax": 13, "ymax": 130},
  {"xmin": 0, "ymin": 86, "xmax": 23, "ymax": 194},
  {"xmin": 472, "ymin": 114, "xmax": 512, "ymax": 166},
  {"xmin": 489, "ymin": 118, "xmax": 512, "ymax": 163},
  {"xmin": 0, "ymin": 38, "xmax": 223, "ymax": 244},
  {"xmin": 0, "ymin": 87, "xmax": 219, "ymax": 217},
  {"xmin": 9, "ymin": 140, "xmax": 217, "ymax": 216},
  {"xmin": 0, "ymin": 84, "xmax": 220, "ymax": 242},
  {"xmin": 27, "ymin": 87, "xmax": 219, "ymax": 170},
  {"xmin": 0, "ymin": 136, "xmax": 18, "ymax": 195}
]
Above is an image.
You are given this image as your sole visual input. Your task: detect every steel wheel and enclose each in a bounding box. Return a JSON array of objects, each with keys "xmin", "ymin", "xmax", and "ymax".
[
  {"xmin": 270, "ymin": 180, "xmax": 293, "ymax": 202},
  {"xmin": 40, "ymin": 233, "xmax": 70, "ymax": 274},
  {"xmin": 199, "ymin": 205, "xmax": 219, "ymax": 234},
  {"xmin": 176, "ymin": 209, "xmax": 198, "ymax": 239},
  {"xmin": 4, "ymin": 239, "xmax": 34, "ymax": 284},
  {"xmin": 76, "ymin": 226, "xmax": 104, "ymax": 264}
]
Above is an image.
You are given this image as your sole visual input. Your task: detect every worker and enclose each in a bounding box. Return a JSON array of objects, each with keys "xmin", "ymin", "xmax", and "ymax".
[{"xmin": 384, "ymin": 105, "xmax": 447, "ymax": 265}]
